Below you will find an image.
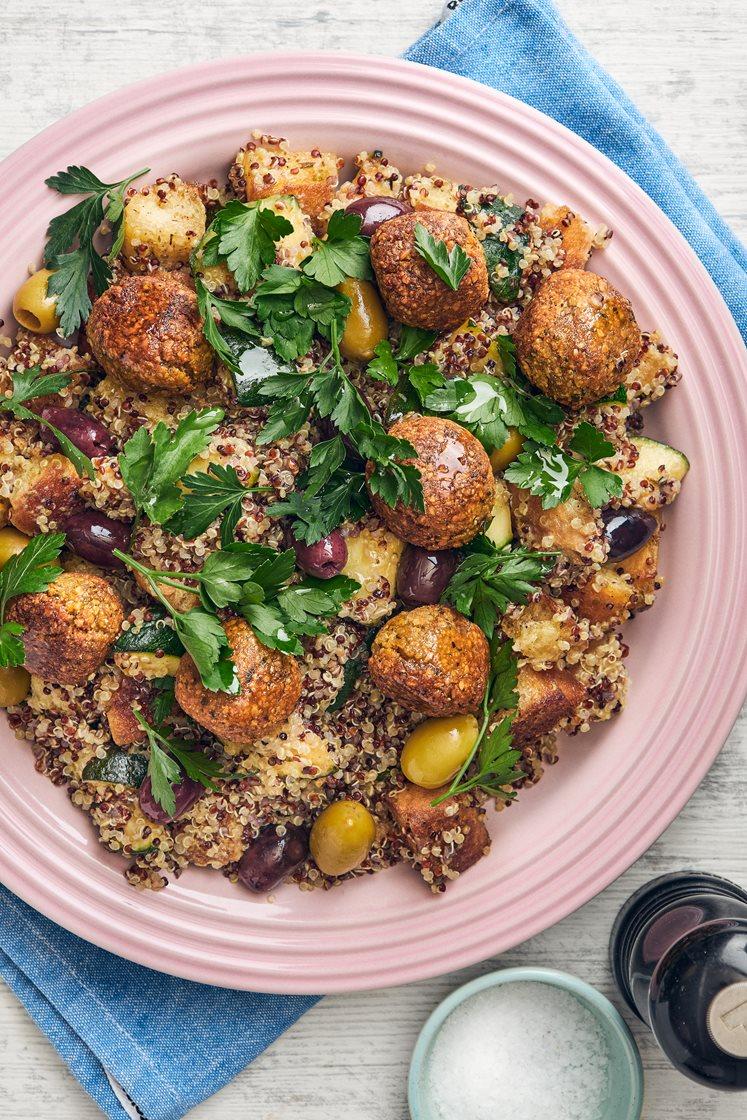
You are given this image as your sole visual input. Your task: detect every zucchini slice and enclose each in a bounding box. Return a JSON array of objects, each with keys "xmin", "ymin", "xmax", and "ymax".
[
  {"xmin": 82, "ymin": 749, "xmax": 148, "ymax": 787},
  {"xmin": 606, "ymin": 436, "xmax": 689, "ymax": 508},
  {"xmin": 113, "ymin": 615, "xmax": 184, "ymax": 656}
]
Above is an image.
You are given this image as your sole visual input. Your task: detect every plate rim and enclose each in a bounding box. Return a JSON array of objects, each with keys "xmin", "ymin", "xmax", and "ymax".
[{"xmin": 0, "ymin": 50, "xmax": 745, "ymax": 993}]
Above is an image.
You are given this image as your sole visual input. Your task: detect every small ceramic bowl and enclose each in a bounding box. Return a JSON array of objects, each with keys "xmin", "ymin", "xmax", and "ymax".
[{"xmin": 408, "ymin": 966, "xmax": 644, "ymax": 1120}]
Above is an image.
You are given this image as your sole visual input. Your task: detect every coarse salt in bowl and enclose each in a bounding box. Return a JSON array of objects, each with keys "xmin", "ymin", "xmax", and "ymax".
[{"xmin": 409, "ymin": 967, "xmax": 643, "ymax": 1120}]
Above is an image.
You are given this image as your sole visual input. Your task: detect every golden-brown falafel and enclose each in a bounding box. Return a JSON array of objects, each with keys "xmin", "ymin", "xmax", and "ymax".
[
  {"xmin": 370, "ymin": 210, "xmax": 489, "ymax": 332},
  {"xmin": 7, "ymin": 571, "xmax": 124, "ymax": 685},
  {"xmin": 9, "ymin": 453, "xmax": 83, "ymax": 536},
  {"xmin": 366, "ymin": 414, "xmax": 495, "ymax": 550},
  {"xmin": 513, "ymin": 268, "xmax": 642, "ymax": 407},
  {"xmin": 368, "ymin": 604, "xmax": 489, "ymax": 716},
  {"xmin": 174, "ymin": 617, "xmax": 301, "ymax": 743},
  {"xmin": 86, "ymin": 271, "xmax": 213, "ymax": 396}
]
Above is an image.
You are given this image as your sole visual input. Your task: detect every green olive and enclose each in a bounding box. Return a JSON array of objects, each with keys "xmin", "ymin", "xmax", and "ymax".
[
  {"xmin": 0, "ymin": 527, "xmax": 31, "ymax": 570},
  {"xmin": 0, "ymin": 666, "xmax": 31, "ymax": 708},
  {"xmin": 12, "ymin": 269, "xmax": 60, "ymax": 334},
  {"xmin": 337, "ymin": 278, "xmax": 388, "ymax": 362},
  {"xmin": 310, "ymin": 800, "xmax": 377, "ymax": 876},
  {"xmin": 400, "ymin": 715, "xmax": 480, "ymax": 789},
  {"xmin": 489, "ymin": 427, "xmax": 524, "ymax": 472}
]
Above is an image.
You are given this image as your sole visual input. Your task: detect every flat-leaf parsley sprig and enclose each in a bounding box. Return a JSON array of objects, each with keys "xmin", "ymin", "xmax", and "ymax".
[
  {"xmin": 413, "ymin": 223, "xmax": 472, "ymax": 291},
  {"xmin": 0, "ymin": 533, "xmax": 65, "ymax": 668},
  {"xmin": 504, "ymin": 420, "xmax": 623, "ymax": 509},
  {"xmin": 43, "ymin": 163, "xmax": 149, "ymax": 334},
  {"xmin": 114, "ymin": 540, "xmax": 360, "ymax": 672},
  {"xmin": 118, "ymin": 407, "xmax": 225, "ymax": 527},
  {"xmin": 134, "ymin": 711, "xmax": 225, "ymax": 816},
  {"xmin": 164, "ymin": 463, "xmax": 270, "ymax": 546},
  {"xmin": 441, "ymin": 535, "xmax": 558, "ymax": 639},
  {"xmin": 0, "ymin": 367, "xmax": 95, "ymax": 478},
  {"xmin": 431, "ymin": 635, "xmax": 524, "ymax": 806}
]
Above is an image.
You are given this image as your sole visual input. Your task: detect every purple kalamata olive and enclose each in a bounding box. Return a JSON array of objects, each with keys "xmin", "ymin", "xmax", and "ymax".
[
  {"xmin": 237, "ymin": 824, "xmax": 309, "ymax": 893},
  {"xmin": 345, "ymin": 195, "xmax": 412, "ymax": 237},
  {"xmin": 39, "ymin": 406, "xmax": 117, "ymax": 458},
  {"xmin": 293, "ymin": 530, "xmax": 348, "ymax": 580},
  {"xmin": 601, "ymin": 506, "xmax": 658, "ymax": 561},
  {"xmin": 396, "ymin": 545, "xmax": 459, "ymax": 607},
  {"xmin": 139, "ymin": 774, "xmax": 204, "ymax": 825},
  {"xmin": 64, "ymin": 510, "xmax": 132, "ymax": 568}
]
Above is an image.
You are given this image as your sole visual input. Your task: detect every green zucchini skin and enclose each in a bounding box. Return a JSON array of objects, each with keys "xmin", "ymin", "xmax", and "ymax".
[
  {"xmin": 113, "ymin": 616, "xmax": 184, "ymax": 656},
  {"xmin": 82, "ymin": 749, "xmax": 148, "ymax": 787}
]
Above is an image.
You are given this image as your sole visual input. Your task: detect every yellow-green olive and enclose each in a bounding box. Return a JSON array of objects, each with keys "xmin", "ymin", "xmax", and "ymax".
[
  {"xmin": 0, "ymin": 527, "xmax": 31, "ymax": 570},
  {"xmin": 489, "ymin": 427, "xmax": 524, "ymax": 472},
  {"xmin": 337, "ymin": 277, "xmax": 388, "ymax": 362},
  {"xmin": 400, "ymin": 714, "xmax": 479, "ymax": 789},
  {"xmin": 309, "ymin": 800, "xmax": 377, "ymax": 876},
  {"xmin": 0, "ymin": 666, "xmax": 31, "ymax": 708},
  {"xmin": 12, "ymin": 269, "xmax": 60, "ymax": 334}
]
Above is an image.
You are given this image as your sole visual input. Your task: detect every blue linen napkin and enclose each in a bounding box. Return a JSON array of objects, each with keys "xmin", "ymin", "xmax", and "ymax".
[
  {"xmin": 406, "ymin": 0, "xmax": 746, "ymax": 338},
  {"xmin": 1, "ymin": 4, "xmax": 745, "ymax": 1119}
]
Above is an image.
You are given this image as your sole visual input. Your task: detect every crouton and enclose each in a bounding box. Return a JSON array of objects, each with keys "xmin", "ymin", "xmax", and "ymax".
[
  {"xmin": 403, "ymin": 172, "xmax": 460, "ymax": 212},
  {"xmin": 230, "ymin": 132, "xmax": 342, "ymax": 220},
  {"xmin": 502, "ymin": 591, "xmax": 588, "ymax": 668},
  {"xmin": 509, "ymin": 665, "xmax": 587, "ymax": 746},
  {"xmin": 625, "ymin": 331, "xmax": 680, "ymax": 411},
  {"xmin": 334, "ymin": 150, "xmax": 405, "ymax": 205},
  {"xmin": 9, "ymin": 453, "xmax": 83, "ymax": 535},
  {"xmin": 538, "ymin": 204, "xmax": 597, "ymax": 270},
  {"xmin": 507, "ymin": 482, "xmax": 608, "ymax": 565},
  {"xmin": 105, "ymin": 676, "xmax": 153, "ymax": 746},
  {"xmin": 386, "ymin": 782, "xmax": 490, "ymax": 887},
  {"xmin": 172, "ymin": 790, "xmax": 245, "ymax": 867},
  {"xmin": 121, "ymin": 175, "xmax": 206, "ymax": 272}
]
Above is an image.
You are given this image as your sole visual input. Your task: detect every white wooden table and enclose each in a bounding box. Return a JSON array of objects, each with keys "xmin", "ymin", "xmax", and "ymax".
[{"xmin": 0, "ymin": 1, "xmax": 744, "ymax": 1117}]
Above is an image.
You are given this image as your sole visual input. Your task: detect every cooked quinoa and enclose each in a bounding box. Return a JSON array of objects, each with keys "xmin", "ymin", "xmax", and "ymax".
[{"xmin": 0, "ymin": 133, "xmax": 688, "ymax": 896}]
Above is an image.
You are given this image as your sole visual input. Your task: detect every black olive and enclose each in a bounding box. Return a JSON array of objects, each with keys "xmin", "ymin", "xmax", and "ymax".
[{"xmin": 601, "ymin": 506, "xmax": 657, "ymax": 561}]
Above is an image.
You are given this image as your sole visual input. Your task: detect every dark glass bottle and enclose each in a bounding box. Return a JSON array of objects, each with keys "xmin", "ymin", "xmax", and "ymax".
[{"xmin": 610, "ymin": 871, "xmax": 747, "ymax": 1090}]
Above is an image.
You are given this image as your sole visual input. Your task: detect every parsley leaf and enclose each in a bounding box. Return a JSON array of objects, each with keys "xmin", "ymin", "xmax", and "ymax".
[
  {"xmin": 164, "ymin": 463, "xmax": 269, "ymax": 545},
  {"xmin": 267, "ymin": 470, "xmax": 369, "ymax": 545},
  {"xmin": 135, "ymin": 710, "xmax": 224, "ymax": 815},
  {"xmin": 151, "ymin": 676, "xmax": 176, "ymax": 724},
  {"xmin": 203, "ymin": 199, "xmax": 294, "ymax": 292},
  {"xmin": 413, "ymin": 222, "xmax": 472, "ymax": 291},
  {"xmin": 119, "ymin": 407, "xmax": 225, "ymax": 525},
  {"xmin": 504, "ymin": 421, "xmax": 622, "ymax": 509},
  {"xmin": 431, "ymin": 633, "xmax": 523, "ymax": 806},
  {"xmin": 193, "ymin": 279, "xmax": 262, "ymax": 375},
  {"xmin": 302, "ymin": 210, "xmax": 372, "ymax": 288},
  {"xmin": 0, "ymin": 533, "xmax": 65, "ymax": 668},
  {"xmin": 43, "ymin": 164, "xmax": 148, "ymax": 333},
  {"xmin": 0, "ymin": 366, "xmax": 95, "ymax": 478},
  {"xmin": 442, "ymin": 536, "xmax": 557, "ymax": 638}
]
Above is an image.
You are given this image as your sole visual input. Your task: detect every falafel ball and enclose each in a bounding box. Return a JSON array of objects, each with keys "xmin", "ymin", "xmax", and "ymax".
[
  {"xmin": 86, "ymin": 271, "xmax": 213, "ymax": 396},
  {"xmin": 513, "ymin": 268, "xmax": 642, "ymax": 407},
  {"xmin": 174, "ymin": 617, "xmax": 301, "ymax": 743},
  {"xmin": 367, "ymin": 414, "xmax": 495, "ymax": 550},
  {"xmin": 369, "ymin": 210, "xmax": 489, "ymax": 332},
  {"xmin": 7, "ymin": 571, "xmax": 124, "ymax": 686},
  {"xmin": 369, "ymin": 604, "xmax": 489, "ymax": 716}
]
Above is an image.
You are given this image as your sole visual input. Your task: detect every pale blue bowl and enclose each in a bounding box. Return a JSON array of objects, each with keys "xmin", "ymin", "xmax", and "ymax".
[{"xmin": 408, "ymin": 967, "xmax": 643, "ymax": 1120}]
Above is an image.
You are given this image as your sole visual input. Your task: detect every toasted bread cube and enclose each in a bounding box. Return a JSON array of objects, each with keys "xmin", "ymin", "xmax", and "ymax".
[
  {"xmin": 509, "ymin": 665, "xmax": 587, "ymax": 746},
  {"xmin": 502, "ymin": 591, "xmax": 588, "ymax": 668},
  {"xmin": 105, "ymin": 676, "xmax": 153, "ymax": 746},
  {"xmin": 121, "ymin": 175, "xmax": 206, "ymax": 272},
  {"xmin": 173, "ymin": 791, "xmax": 245, "ymax": 867},
  {"xmin": 538, "ymin": 204, "xmax": 598, "ymax": 270},
  {"xmin": 625, "ymin": 331, "xmax": 680, "ymax": 411},
  {"xmin": 334, "ymin": 150, "xmax": 405, "ymax": 205},
  {"xmin": 339, "ymin": 516, "xmax": 404, "ymax": 626},
  {"xmin": 507, "ymin": 482, "xmax": 607, "ymax": 565},
  {"xmin": 565, "ymin": 568, "xmax": 634, "ymax": 629},
  {"xmin": 387, "ymin": 782, "xmax": 490, "ymax": 879},
  {"xmin": 403, "ymin": 172, "xmax": 460, "ymax": 213},
  {"xmin": 231, "ymin": 133, "xmax": 341, "ymax": 219},
  {"xmin": 262, "ymin": 196, "xmax": 315, "ymax": 269},
  {"xmin": 9, "ymin": 452, "xmax": 83, "ymax": 535}
]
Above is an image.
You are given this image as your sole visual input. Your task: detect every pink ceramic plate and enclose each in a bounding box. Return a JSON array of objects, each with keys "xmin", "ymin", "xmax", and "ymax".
[{"xmin": 0, "ymin": 54, "xmax": 745, "ymax": 994}]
